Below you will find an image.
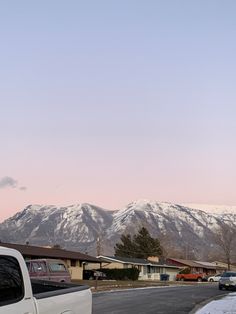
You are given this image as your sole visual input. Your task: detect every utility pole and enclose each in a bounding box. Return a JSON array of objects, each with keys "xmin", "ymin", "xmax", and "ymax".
[{"xmin": 96, "ymin": 236, "xmax": 102, "ymax": 256}]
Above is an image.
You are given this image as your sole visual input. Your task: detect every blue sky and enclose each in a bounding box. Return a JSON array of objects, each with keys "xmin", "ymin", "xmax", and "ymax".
[{"xmin": 1, "ymin": 1, "xmax": 236, "ymax": 220}]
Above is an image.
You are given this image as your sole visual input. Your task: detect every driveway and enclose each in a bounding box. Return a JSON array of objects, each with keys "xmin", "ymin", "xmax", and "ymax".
[{"xmin": 92, "ymin": 284, "xmax": 229, "ymax": 314}]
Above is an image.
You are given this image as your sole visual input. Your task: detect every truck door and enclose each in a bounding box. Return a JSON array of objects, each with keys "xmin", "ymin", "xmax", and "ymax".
[{"xmin": 0, "ymin": 255, "xmax": 37, "ymax": 314}]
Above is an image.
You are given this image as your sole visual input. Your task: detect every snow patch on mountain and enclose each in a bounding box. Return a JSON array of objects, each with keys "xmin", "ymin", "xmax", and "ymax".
[{"xmin": 182, "ymin": 203, "xmax": 236, "ymax": 214}]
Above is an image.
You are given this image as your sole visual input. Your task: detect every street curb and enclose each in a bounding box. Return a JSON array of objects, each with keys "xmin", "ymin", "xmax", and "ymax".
[
  {"xmin": 92, "ymin": 284, "xmax": 191, "ymax": 294},
  {"xmin": 189, "ymin": 292, "xmax": 228, "ymax": 314}
]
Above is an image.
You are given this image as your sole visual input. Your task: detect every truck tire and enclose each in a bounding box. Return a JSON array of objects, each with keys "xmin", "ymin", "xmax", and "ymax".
[{"xmin": 197, "ymin": 277, "xmax": 202, "ymax": 282}]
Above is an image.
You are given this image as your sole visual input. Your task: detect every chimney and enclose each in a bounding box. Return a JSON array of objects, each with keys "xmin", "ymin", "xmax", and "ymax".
[{"xmin": 147, "ymin": 256, "xmax": 159, "ymax": 263}]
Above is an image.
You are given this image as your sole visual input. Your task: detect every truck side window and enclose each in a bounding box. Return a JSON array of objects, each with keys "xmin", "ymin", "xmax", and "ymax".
[
  {"xmin": 0, "ymin": 256, "xmax": 24, "ymax": 307},
  {"xmin": 32, "ymin": 261, "xmax": 47, "ymax": 273},
  {"xmin": 49, "ymin": 262, "xmax": 67, "ymax": 272}
]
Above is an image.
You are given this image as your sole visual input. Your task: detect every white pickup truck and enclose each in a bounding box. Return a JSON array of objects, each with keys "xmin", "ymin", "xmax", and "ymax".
[{"xmin": 0, "ymin": 246, "xmax": 92, "ymax": 314}]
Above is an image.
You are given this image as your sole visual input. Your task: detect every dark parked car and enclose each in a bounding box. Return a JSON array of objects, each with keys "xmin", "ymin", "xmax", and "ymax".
[
  {"xmin": 83, "ymin": 270, "xmax": 107, "ymax": 280},
  {"xmin": 219, "ymin": 271, "xmax": 236, "ymax": 290}
]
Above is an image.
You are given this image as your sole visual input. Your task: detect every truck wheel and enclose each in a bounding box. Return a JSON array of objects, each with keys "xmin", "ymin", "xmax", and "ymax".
[
  {"xmin": 180, "ymin": 278, "xmax": 184, "ymax": 281},
  {"xmin": 209, "ymin": 278, "xmax": 214, "ymax": 282},
  {"xmin": 197, "ymin": 277, "xmax": 202, "ymax": 282}
]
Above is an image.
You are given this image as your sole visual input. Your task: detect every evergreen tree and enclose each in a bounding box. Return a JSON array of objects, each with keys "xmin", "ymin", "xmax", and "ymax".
[
  {"xmin": 114, "ymin": 227, "xmax": 163, "ymax": 258},
  {"xmin": 134, "ymin": 227, "xmax": 162, "ymax": 258},
  {"xmin": 114, "ymin": 234, "xmax": 137, "ymax": 257}
]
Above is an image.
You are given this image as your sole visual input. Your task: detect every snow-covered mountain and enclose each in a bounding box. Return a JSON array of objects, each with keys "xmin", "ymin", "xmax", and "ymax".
[
  {"xmin": 0, "ymin": 200, "xmax": 235, "ymax": 259},
  {"xmin": 181, "ymin": 203, "xmax": 236, "ymax": 214}
]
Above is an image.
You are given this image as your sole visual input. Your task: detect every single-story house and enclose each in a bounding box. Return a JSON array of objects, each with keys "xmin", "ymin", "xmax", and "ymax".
[
  {"xmin": 97, "ymin": 255, "xmax": 180, "ymax": 281},
  {"xmin": 167, "ymin": 258, "xmax": 224, "ymax": 275},
  {"xmin": 213, "ymin": 261, "xmax": 236, "ymax": 272},
  {"xmin": 0, "ymin": 242, "xmax": 100, "ymax": 280}
]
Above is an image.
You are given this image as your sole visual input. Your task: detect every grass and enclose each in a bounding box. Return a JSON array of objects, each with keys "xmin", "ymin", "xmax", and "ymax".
[{"xmin": 72, "ymin": 279, "xmax": 211, "ymax": 292}]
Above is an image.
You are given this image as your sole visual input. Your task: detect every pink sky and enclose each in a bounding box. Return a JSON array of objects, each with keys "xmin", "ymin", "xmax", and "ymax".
[{"xmin": 1, "ymin": 135, "xmax": 236, "ymax": 222}]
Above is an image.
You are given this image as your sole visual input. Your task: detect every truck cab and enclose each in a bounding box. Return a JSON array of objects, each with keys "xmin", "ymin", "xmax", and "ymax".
[{"xmin": 0, "ymin": 246, "xmax": 92, "ymax": 314}]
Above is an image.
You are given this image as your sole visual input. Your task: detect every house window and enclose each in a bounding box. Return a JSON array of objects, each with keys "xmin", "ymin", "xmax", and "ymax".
[{"xmin": 71, "ymin": 260, "xmax": 76, "ymax": 267}]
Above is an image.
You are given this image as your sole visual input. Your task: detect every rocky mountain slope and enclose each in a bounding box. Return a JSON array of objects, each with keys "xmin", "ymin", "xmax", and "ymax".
[{"xmin": 0, "ymin": 200, "xmax": 235, "ymax": 259}]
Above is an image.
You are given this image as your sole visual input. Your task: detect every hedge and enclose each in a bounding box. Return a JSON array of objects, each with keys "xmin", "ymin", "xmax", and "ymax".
[{"xmin": 99, "ymin": 267, "xmax": 140, "ymax": 281}]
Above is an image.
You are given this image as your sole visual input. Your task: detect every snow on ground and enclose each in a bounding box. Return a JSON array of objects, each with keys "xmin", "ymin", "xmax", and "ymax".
[{"xmin": 196, "ymin": 292, "xmax": 236, "ymax": 314}]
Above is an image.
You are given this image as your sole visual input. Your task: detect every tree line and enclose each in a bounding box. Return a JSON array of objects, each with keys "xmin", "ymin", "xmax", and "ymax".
[
  {"xmin": 114, "ymin": 225, "xmax": 236, "ymax": 270},
  {"xmin": 114, "ymin": 227, "xmax": 162, "ymax": 259}
]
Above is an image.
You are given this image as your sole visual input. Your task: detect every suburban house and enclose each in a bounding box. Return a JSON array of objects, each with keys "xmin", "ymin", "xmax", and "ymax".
[
  {"xmin": 97, "ymin": 255, "xmax": 180, "ymax": 281},
  {"xmin": 167, "ymin": 258, "xmax": 224, "ymax": 275},
  {"xmin": 213, "ymin": 261, "xmax": 236, "ymax": 272},
  {"xmin": 0, "ymin": 242, "xmax": 100, "ymax": 280}
]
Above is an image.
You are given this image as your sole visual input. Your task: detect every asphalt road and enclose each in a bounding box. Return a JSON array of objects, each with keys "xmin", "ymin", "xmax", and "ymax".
[{"xmin": 92, "ymin": 284, "xmax": 229, "ymax": 314}]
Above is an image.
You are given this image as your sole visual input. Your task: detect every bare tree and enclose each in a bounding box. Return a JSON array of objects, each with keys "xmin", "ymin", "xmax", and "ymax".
[{"xmin": 213, "ymin": 223, "xmax": 236, "ymax": 270}]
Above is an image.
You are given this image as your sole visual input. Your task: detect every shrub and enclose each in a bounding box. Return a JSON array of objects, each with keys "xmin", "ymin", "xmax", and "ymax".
[{"xmin": 98, "ymin": 267, "xmax": 140, "ymax": 281}]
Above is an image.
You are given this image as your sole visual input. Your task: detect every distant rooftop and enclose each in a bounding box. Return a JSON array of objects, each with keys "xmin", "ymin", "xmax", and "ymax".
[
  {"xmin": 0, "ymin": 242, "xmax": 99, "ymax": 263},
  {"xmin": 98, "ymin": 255, "xmax": 180, "ymax": 268}
]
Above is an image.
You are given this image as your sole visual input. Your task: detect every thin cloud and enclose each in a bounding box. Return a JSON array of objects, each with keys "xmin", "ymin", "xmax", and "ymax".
[
  {"xmin": 0, "ymin": 176, "xmax": 27, "ymax": 191},
  {"xmin": 0, "ymin": 176, "xmax": 18, "ymax": 189},
  {"xmin": 19, "ymin": 186, "xmax": 27, "ymax": 191}
]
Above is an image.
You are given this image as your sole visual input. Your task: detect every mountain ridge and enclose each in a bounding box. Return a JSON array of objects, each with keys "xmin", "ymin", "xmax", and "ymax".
[{"xmin": 1, "ymin": 200, "xmax": 235, "ymax": 259}]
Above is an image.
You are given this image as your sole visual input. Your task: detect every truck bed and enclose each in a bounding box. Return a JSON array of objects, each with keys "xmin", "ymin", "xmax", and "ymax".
[{"xmin": 31, "ymin": 279, "xmax": 90, "ymax": 299}]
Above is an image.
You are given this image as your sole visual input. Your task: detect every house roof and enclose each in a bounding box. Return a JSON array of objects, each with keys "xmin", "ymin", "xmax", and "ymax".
[
  {"xmin": 99, "ymin": 256, "xmax": 151, "ymax": 265},
  {"xmin": 168, "ymin": 258, "xmax": 223, "ymax": 270},
  {"xmin": 195, "ymin": 261, "xmax": 224, "ymax": 269},
  {"xmin": 213, "ymin": 261, "xmax": 236, "ymax": 271},
  {"xmin": 0, "ymin": 242, "xmax": 100, "ymax": 263},
  {"xmin": 98, "ymin": 256, "xmax": 180, "ymax": 269},
  {"xmin": 168, "ymin": 258, "xmax": 202, "ymax": 267}
]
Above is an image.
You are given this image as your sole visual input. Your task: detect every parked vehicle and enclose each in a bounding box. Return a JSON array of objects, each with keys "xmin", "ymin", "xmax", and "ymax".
[
  {"xmin": 219, "ymin": 271, "xmax": 236, "ymax": 290},
  {"xmin": 207, "ymin": 273, "xmax": 221, "ymax": 282},
  {"xmin": 83, "ymin": 269, "xmax": 107, "ymax": 280},
  {"xmin": 0, "ymin": 246, "xmax": 92, "ymax": 314},
  {"xmin": 176, "ymin": 272, "xmax": 207, "ymax": 282},
  {"xmin": 26, "ymin": 258, "xmax": 71, "ymax": 282}
]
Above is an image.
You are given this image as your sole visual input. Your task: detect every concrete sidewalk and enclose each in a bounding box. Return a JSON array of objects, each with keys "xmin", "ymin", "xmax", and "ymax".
[{"xmin": 196, "ymin": 292, "xmax": 236, "ymax": 314}]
